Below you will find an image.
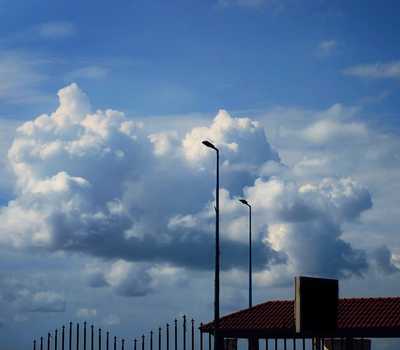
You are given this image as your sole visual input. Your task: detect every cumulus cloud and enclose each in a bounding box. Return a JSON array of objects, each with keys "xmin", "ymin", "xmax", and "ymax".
[
  {"xmin": 373, "ymin": 246, "xmax": 400, "ymax": 275},
  {"xmin": 343, "ymin": 61, "xmax": 400, "ymax": 79},
  {"xmin": 0, "ymin": 275, "xmax": 66, "ymax": 313},
  {"xmin": 85, "ymin": 260, "xmax": 188, "ymax": 297},
  {"xmin": 0, "ymin": 83, "xmax": 376, "ymax": 296}
]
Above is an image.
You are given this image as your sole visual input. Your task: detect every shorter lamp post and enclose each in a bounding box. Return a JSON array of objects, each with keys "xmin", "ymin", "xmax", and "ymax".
[{"xmin": 239, "ymin": 199, "xmax": 252, "ymax": 308}]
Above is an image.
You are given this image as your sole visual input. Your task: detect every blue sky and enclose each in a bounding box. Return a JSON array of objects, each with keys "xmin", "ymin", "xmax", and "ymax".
[{"xmin": 1, "ymin": 1, "xmax": 400, "ymax": 349}]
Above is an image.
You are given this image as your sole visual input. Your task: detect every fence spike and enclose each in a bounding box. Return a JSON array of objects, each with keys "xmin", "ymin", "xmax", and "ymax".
[
  {"xmin": 159, "ymin": 328, "xmax": 161, "ymax": 350},
  {"xmin": 34, "ymin": 339, "xmax": 37, "ymax": 350},
  {"xmin": 48, "ymin": 332, "xmax": 51, "ymax": 350},
  {"xmin": 150, "ymin": 330, "xmax": 153, "ymax": 350},
  {"xmin": 41, "ymin": 336, "xmax": 44, "ymax": 350},
  {"xmin": 142, "ymin": 335, "xmax": 145, "ymax": 350},
  {"xmin": 55, "ymin": 329, "xmax": 58, "ymax": 350},
  {"xmin": 191, "ymin": 319, "xmax": 194, "ymax": 350},
  {"xmin": 114, "ymin": 336, "xmax": 117, "ymax": 350},
  {"xmin": 77, "ymin": 323, "xmax": 80, "ymax": 350},
  {"xmin": 99, "ymin": 328, "xmax": 102, "ymax": 350},
  {"xmin": 199, "ymin": 323, "xmax": 203, "ymax": 350},
  {"xmin": 84, "ymin": 322, "xmax": 87, "ymax": 350},
  {"xmin": 183, "ymin": 315, "xmax": 186, "ymax": 350},
  {"xmin": 62, "ymin": 326, "xmax": 65, "ymax": 350},
  {"xmin": 107, "ymin": 332, "xmax": 109, "ymax": 350},
  {"xmin": 166, "ymin": 324, "xmax": 169, "ymax": 350},
  {"xmin": 134, "ymin": 338, "xmax": 137, "ymax": 350},
  {"xmin": 174, "ymin": 320, "xmax": 177, "ymax": 350},
  {"xmin": 91, "ymin": 325, "xmax": 94, "ymax": 350},
  {"xmin": 122, "ymin": 339, "xmax": 125, "ymax": 350},
  {"xmin": 69, "ymin": 323, "xmax": 72, "ymax": 350}
]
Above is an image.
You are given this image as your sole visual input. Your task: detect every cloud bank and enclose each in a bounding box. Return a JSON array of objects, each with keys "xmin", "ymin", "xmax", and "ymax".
[{"xmin": 0, "ymin": 84, "xmax": 375, "ymax": 296}]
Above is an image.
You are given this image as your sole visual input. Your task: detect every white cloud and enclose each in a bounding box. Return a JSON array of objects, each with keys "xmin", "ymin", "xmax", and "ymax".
[
  {"xmin": 37, "ymin": 21, "xmax": 76, "ymax": 39},
  {"xmin": 316, "ymin": 40, "xmax": 337, "ymax": 57},
  {"xmin": 1, "ymin": 83, "xmax": 398, "ymax": 298},
  {"xmin": 343, "ymin": 60, "xmax": 400, "ymax": 79}
]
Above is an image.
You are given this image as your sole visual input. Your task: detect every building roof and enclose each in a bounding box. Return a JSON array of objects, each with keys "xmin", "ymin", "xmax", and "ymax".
[{"xmin": 200, "ymin": 297, "xmax": 400, "ymax": 338}]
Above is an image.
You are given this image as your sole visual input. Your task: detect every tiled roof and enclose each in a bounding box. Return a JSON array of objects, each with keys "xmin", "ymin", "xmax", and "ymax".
[{"xmin": 201, "ymin": 297, "xmax": 400, "ymax": 337}]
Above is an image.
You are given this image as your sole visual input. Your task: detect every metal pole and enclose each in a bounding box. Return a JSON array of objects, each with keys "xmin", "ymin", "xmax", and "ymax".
[
  {"xmin": 199, "ymin": 324, "xmax": 203, "ymax": 350},
  {"xmin": 215, "ymin": 148, "xmax": 220, "ymax": 350},
  {"xmin": 159, "ymin": 328, "xmax": 162, "ymax": 350},
  {"xmin": 62, "ymin": 326, "xmax": 65, "ymax": 350},
  {"xmin": 41, "ymin": 337, "xmax": 43, "ymax": 350},
  {"xmin": 115, "ymin": 337, "xmax": 117, "ymax": 350},
  {"xmin": 55, "ymin": 329, "xmax": 58, "ymax": 350},
  {"xmin": 183, "ymin": 316, "xmax": 186, "ymax": 350},
  {"xmin": 48, "ymin": 333, "xmax": 51, "ymax": 350},
  {"xmin": 77, "ymin": 324, "xmax": 80, "ymax": 350},
  {"xmin": 91, "ymin": 326, "xmax": 94, "ymax": 350},
  {"xmin": 249, "ymin": 204, "xmax": 252, "ymax": 308},
  {"xmin": 34, "ymin": 340, "xmax": 37, "ymax": 350},
  {"xmin": 142, "ymin": 335, "xmax": 145, "ymax": 350},
  {"xmin": 122, "ymin": 339, "xmax": 125, "ymax": 350},
  {"xmin": 174, "ymin": 320, "xmax": 177, "ymax": 350},
  {"xmin": 191, "ymin": 319, "xmax": 194, "ymax": 350},
  {"xmin": 166, "ymin": 324, "xmax": 169, "ymax": 350},
  {"xmin": 134, "ymin": 339, "xmax": 137, "ymax": 350},
  {"xmin": 99, "ymin": 329, "xmax": 102, "ymax": 350},
  {"xmin": 84, "ymin": 323, "xmax": 87, "ymax": 350},
  {"xmin": 151, "ymin": 331, "xmax": 153, "ymax": 350},
  {"xmin": 107, "ymin": 332, "xmax": 109, "ymax": 350},
  {"xmin": 69, "ymin": 323, "xmax": 72, "ymax": 350}
]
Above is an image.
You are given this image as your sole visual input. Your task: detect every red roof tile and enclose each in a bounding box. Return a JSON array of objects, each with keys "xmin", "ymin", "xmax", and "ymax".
[{"xmin": 201, "ymin": 297, "xmax": 400, "ymax": 337}]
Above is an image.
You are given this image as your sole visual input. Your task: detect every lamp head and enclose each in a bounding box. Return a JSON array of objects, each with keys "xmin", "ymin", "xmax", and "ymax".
[
  {"xmin": 202, "ymin": 140, "xmax": 217, "ymax": 150},
  {"xmin": 239, "ymin": 199, "xmax": 249, "ymax": 206}
]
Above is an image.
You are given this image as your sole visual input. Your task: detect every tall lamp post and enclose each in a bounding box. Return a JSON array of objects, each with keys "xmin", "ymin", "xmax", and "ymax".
[
  {"xmin": 202, "ymin": 140, "xmax": 220, "ymax": 350},
  {"xmin": 239, "ymin": 199, "xmax": 252, "ymax": 308}
]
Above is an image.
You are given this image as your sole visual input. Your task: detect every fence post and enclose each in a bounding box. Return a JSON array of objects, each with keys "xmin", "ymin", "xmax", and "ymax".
[
  {"xmin": 77, "ymin": 324, "xmax": 80, "ymax": 350},
  {"xmin": 107, "ymin": 332, "xmax": 109, "ymax": 350},
  {"xmin": 34, "ymin": 339, "xmax": 37, "ymax": 350},
  {"xmin": 99, "ymin": 329, "xmax": 102, "ymax": 350},
  {"xmin": 183, "ymin": 316, "xmax": 186, "ymax": 350},
  {"xmin": 142, "ymin": 335, "xmax": 145, "ymax": 350},
  {"xmin": 265, "ymin": 339, "xmax": 268, "ymax": 350},
  {"xmin": 134, "ymin": 338, "xmax": 137, "ymax": 350},
  {"xmin": 69, "ymin": 323, "xmax": 72, "ymax": 350},
  {"xmin": 166, "ymin": 324, "xmax": 169, "ymax": 350},
  {"xmin": 41, "ymin": 337, "xmax": 44, "ymax": 350},
  {"xmin": 62, "ymin": 326, "xmax": 65, "ymax": 350},
  {"xmin": 84, "ymin": 322, "xmax": 87, "ymax": 350},
  {"xmin": 199, "ymin": 324, "xmax": 203, "ymax": 350},
  {"xmin": 48, "ymin": 332, "xmax": 51, "ymax": 350},
  {"xmin": 208, "ymin": 333, "xmax": 211, "ymax": 350},
  {"xmin": 151, "ymin": 331, "xmax": 153, "ymax": 350},
  {"xmin": 122, "ymin": 339, "xmax": 125, "ymax": 350},
  {"xmin": 114, "ymin": 337, "xmax": 117, "ymax": 350},
  {"xmin": 191, "ymin": 319, "xmax": 194, "ymax": 350},
  {"xmin": 159, "ymin": 327, "xmax": 162, "ymax": 350},
  {"xmin": 91, "ymin": 326, "xmax": 94, "ymax": 350},
  {"xmin": 174, "ymin": 320, "xmax": 177, "ymax": 350},
  {"xmin": 55, "ymin": 329, "xmax": 58, "ymax": 350}
]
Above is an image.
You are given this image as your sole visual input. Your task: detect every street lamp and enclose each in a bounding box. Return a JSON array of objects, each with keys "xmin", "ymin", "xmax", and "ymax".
[
  {"xmin": 202, "ymin": 140, "xmax": 220, "ymax": 350},
  {"xmin": 239, "ymin": 198, "xmax": 252, "ymax": 308}
]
